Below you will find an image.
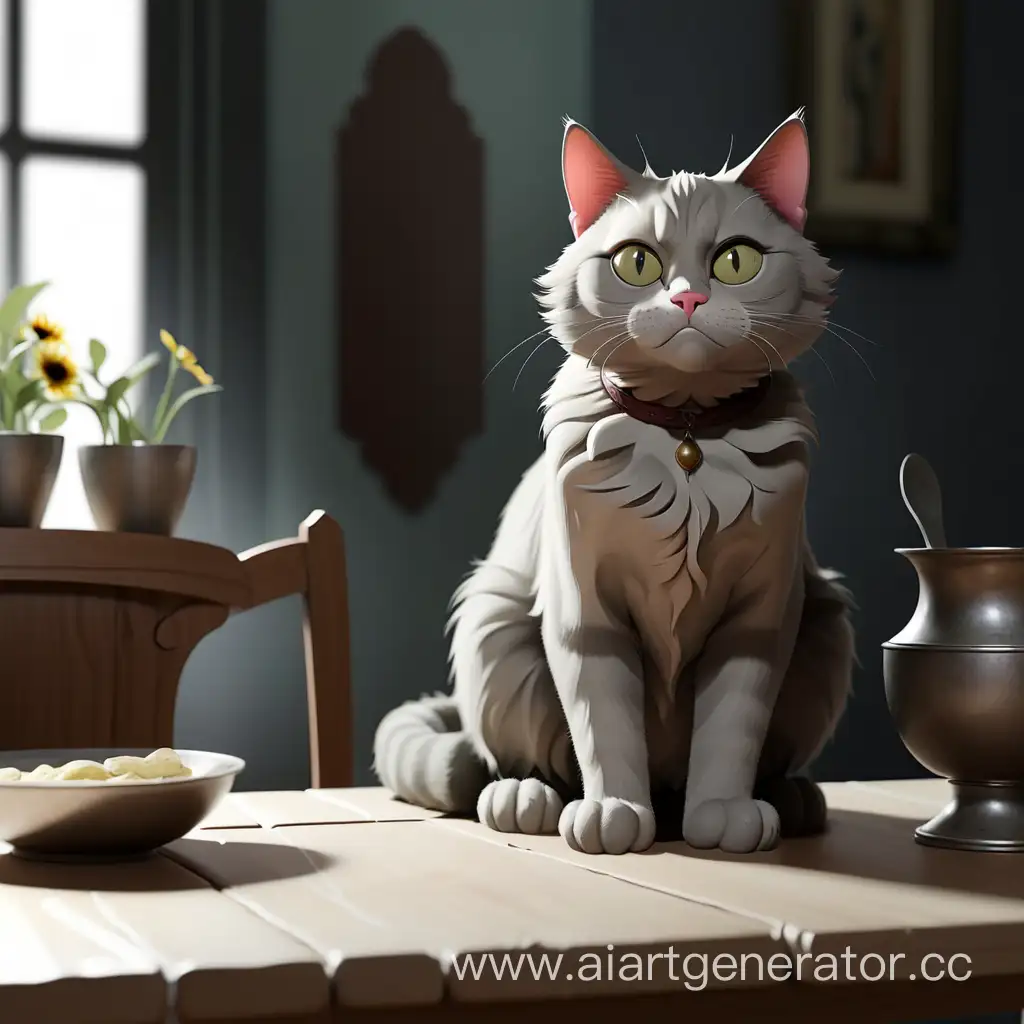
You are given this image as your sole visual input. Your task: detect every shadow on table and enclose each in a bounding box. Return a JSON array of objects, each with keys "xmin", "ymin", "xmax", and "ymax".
[
  {"xmin": 642, "ymin": 788, "xmax": 1024, "ymax": 902},
  {"xmin": 0, "ymin": 837, "xmax": 336, "ymax": 891},
  {"xmin": 655, "ymin": 808, "xmax": 1024, "ymax": 903},
  {"xmin": 642, "ymin": 807, "xmax": 1024, "ymax": 1024}
]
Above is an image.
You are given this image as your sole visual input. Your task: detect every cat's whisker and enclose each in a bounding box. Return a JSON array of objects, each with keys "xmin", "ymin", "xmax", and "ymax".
[
  {"xmin": 756, "ymin": 311, "xmax": 880, "ymax": 348},
  {"xmin": 809, "ymin": 344, "xmax": 838, "ymax": 386},
  {"xmin": 585, "ymin": 320, "xmax": 634, "ymax": 369},
  {"xmin": 752, "ymin": 311, "xmax": 877, "ymax": 372},
  {"xmin": 512, "ymin": 336, "xmax": 554, "ymax": 392},
  {"xmin": 486, "ymin": 316, "xmax": 612, "ymax": 381},
  {"xmin": 745, "ymin": 326, "xmax": 789, "ymax": 378},
  {"xmin": 598, "ymin": 333, "xmax": 635, "ymax": 376},
  {"xmin": 593, "ymin": 329, "xmax": 634, "ymax": 369},
  {"xmin": 748, "ymin": 329, "xmax": 787, "ymax": 371},
  {"xmin": 829, "ymin": 331, "xmax": 875, "ymax": 381},
  {"xmin": 749, "ymin": 317, "xmax": 843, "ymax": 388},
  {"xmin": 576, "ymin": 315, "xmax": 630, "ymax": 346},
  {"xmin": 743, "ymin": 333, "xmax": 774, "ymax": 380},
  {"xmin": 485, "ymin": 326, "xmax": 553, "ymax": 382},
  {"xmin": 567, "ymin": 318, "xmax": 631, "ymax": 363},
  {"xmin": 796, "ymin": 322, "xmax": 876, "ymax": 380}
]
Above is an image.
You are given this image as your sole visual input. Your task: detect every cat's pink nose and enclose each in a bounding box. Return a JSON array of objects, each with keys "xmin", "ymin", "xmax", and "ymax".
[{"xmin": 670, "ymin": 291, "xmax": 709, "ymax": 318}]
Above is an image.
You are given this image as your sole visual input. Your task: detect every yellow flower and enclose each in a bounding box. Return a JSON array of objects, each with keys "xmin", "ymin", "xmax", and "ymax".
[
  {"xmin": 160, "ymin": 328, "xmax": 179, "ymax": 355},
  {"xmin": 35, "ymin": 342, "xmax": 79, "ymax": 399},
  {"xmin": 186, "ymin": 361, "xmax": 215, "ymax": 386},
  {"xmin": 26, "ymin": 314, "xmax": 64, "ymax": 343},
  {"xmin": 160, "ymin": 329, "xmax": 214, "ymax": 386}
]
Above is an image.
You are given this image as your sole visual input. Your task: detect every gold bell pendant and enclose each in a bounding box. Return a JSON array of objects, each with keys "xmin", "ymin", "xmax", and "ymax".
[{"xmin": 674, "ymin": 432, "xmax": 703, "ymax": 474}]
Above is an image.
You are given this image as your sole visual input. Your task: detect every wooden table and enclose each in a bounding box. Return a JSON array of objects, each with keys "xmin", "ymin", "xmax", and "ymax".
[{"xmin": 3, "ymin": 780, "xmax": 1024, "ymax": 1024}]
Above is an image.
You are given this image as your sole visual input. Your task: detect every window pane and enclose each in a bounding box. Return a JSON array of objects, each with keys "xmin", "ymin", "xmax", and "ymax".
[
  {"xmin": 23, "ymin": 0, "xmax": 146, "ymax": 145},
  {"xmin": 21, "ymin": 157, "xmax": 145, "ymax": 530}
]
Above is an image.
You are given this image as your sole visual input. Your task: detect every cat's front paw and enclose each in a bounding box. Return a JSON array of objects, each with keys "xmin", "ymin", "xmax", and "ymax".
[
  {"xmin": 684, "ymin": 798, "xmax": 780, "ymax": 853},
  {"xmin": 558, "ymin": 798, "xmax": 656, "ymax": 855},
  {"xmin": 477, "ymin": 778, "xmax": 562, "ymax": 834}
]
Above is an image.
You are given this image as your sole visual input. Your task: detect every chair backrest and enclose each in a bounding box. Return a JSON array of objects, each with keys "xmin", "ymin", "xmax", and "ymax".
[
  {"xmin": 237, "ymin": 510, "xmax": 353, "ymax": 787},
  {"xmin": 0, "ymin": 512, "xmax": 352, "ymax": 787}
]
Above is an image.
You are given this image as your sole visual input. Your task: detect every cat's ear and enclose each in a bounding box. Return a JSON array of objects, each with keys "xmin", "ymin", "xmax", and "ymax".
[
  {"xmin": 562, "ymin": 120, "xmax": 637, "ymax": 239},
  {"xmin": 727, "ymin": 110, "xmax": 810, "ymax": 232}
]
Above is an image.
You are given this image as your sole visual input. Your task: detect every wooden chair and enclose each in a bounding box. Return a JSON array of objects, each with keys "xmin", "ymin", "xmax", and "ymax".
[
  {"xmin": 0, "ymin": 510, "xmax": 353, "ymax": 788},
  {"xmin": 237, "ymin": 510, "xmax": 353, "ymax": 787}
]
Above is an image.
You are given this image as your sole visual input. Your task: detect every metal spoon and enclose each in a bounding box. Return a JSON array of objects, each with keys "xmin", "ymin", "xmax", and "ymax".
[{"xmin": 900, "ymin": 453, "xmax": 947, "ymax": 548}]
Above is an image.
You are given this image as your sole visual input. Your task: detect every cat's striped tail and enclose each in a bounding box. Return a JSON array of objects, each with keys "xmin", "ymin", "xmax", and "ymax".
[{"xmin": 372, "ymin": 694, "xmax": 490, "ymax": 813}]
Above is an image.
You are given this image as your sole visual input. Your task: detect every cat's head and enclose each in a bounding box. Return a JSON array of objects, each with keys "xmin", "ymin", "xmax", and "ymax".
[{"xmin": 536, "ymin": 111, "xmax": 838, "ymax": 401}]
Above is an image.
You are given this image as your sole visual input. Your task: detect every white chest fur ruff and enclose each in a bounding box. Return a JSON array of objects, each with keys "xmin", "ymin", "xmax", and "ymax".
[{"xmin": 577, "ymin": 402, "xmax": 814, "ymax": 590}]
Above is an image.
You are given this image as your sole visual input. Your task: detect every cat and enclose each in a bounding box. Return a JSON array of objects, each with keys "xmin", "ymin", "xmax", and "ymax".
[{"xmin": 373, "ymin": 110, "xmax": 854, "ymax": 856}]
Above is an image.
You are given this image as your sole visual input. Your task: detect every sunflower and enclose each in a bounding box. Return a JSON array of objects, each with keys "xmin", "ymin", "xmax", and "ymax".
[
  {"xmin": 160, "ymin": 328, "xmax": 214, "ymax": 386},
  {"xmin": 35, "ymin": 342, "xmax": 79, "ymax": 400},
  {"xmin": 26, "ymin": 314, "xmax": 64, "ymax": 343}
]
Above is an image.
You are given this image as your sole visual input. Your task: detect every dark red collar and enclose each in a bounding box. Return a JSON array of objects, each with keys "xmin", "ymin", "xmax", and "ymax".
[{"xmin": 600, "ymin": 372, "xmax": 772, "ymax": 431}]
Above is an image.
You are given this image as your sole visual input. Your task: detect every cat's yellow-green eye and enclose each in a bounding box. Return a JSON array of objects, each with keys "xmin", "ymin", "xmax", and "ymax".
[
  {"xmin": 711, "ymin": 241, "xmax": 764, "ymax": 285},
  {"xmin": 610, "ymin": 243, "xmax": 663, "ymax": 287}
]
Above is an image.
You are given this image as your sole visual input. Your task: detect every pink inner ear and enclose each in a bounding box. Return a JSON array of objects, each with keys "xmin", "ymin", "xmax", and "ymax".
[
  {"xmin": 563, "ymin": 127, "xmax": 629, "ymax": 238},
  {"xmin": 738, "ymin": 121, "xmax": 809, "ymax": 232}
]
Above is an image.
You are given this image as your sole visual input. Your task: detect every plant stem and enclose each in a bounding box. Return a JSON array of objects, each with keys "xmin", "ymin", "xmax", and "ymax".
[
  {"xmin": 71, "ymin": 398, "xmax": 111, "ymax": 440},
  {"xmin": 117, "ymin": 395, "xmax": 144, "ymax": 443},
  {"xmin": 151, "ymin": 356, "xmax": 178, "ymax": 441}
]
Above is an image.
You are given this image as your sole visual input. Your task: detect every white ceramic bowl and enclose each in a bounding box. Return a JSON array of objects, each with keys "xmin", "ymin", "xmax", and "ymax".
[{"xmin": 0, "ymin": 748, "xmax": 245, "ymax": 860}]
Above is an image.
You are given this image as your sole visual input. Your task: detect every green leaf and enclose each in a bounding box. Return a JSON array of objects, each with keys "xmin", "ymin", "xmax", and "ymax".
[
  {"xmin": 115, "ymin": 407, "xmax": 133, "ymax": 445},
  {"xmin": 36, "ymin": 407, "xmax": 67, "ymax": 432},
  {"xmin": 3, "ymin": 338, "xmax": 36, "ymax": 371},
  {"xmin": 105, "ymin": 376, "xmax": 132, "ymax": 408},
  {"xmin": 3, "ymin": 369, "xmax": 26, "ymax": 400},
  {"xmin": 111, "ymin": 402, "xmax": 147, "ymax": 445},
  {"xmin": 0, "ymin": 281, "xmax": 48, "ymax": 337},
  {"xmin": 89, "ymin": 338, "xmax": 107, "ymax": 374},
  {"xmin": 122, "ymin": 351, "xmax": 161, "ymax": 385},
  {"xmin": 89, "ymin": 401, "xmax": 112, "ymax": 444},
  {"xmin": 152, "ymin": 383, "xmax": 222, "ymax": 442},
  {"xmin": 13, "ymin": 378, "xmax": 43, "ymax": 413}
]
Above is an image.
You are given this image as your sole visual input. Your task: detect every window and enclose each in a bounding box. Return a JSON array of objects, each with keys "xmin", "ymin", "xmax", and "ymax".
[
  {"xmin": 0, "ymin": 0, "xmax": 147, "ymax": 528},
  {"xmin": 0, "ymin": 0, "xmax": 266, "ymax": 542}
]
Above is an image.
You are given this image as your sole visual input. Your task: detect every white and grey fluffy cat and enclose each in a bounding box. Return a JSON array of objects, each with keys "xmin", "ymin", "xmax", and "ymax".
[{"xmin": 374, "ymin": 110, "xmax": 854, "ymax": 856}]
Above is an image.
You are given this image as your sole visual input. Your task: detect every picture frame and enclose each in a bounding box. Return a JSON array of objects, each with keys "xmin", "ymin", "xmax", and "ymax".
[{"xmin": 787, "ymin": 0, "xmax": 960, "ymax": 255}]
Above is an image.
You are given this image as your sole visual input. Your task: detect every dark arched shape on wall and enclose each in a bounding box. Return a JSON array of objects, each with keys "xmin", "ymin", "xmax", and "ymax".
[{"xmin": 337, "ymin": 27, "xmax": 485, "ymax": 512}]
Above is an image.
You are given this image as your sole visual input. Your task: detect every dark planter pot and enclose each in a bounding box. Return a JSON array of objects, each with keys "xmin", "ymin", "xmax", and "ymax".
[
  {"xmin": 0, "ymin": 432, "xmax": 63, "ymax": 528},
  {"xmin": 79, "ymin": 443, "xmax": 197, "ymax": 535}
]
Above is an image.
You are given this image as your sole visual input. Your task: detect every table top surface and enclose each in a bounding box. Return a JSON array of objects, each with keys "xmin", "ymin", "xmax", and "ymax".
[{"xmin": 2, "ymin": 779, "xmax": 1021, "ymax": 1024}]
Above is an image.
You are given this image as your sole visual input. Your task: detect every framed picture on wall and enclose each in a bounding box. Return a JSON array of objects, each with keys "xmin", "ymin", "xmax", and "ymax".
[{"xmin": 787, "ymin": 0, "xmax": 960, "ymax": 254}]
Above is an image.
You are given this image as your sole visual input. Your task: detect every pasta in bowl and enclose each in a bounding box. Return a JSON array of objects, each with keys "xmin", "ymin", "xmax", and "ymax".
[
  {"xmin": 0, "ymin": 747, "xmax": 245, "ymax": 860},
  {"xmin": 0, "ymin": 747, "xmax": 194, "ymax": 783}
]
